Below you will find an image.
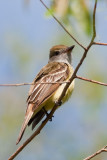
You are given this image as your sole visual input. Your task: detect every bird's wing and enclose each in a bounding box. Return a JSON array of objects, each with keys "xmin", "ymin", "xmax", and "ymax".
[
  {"xmin": 16, "ymin": 62, "xmax": 69, "ymax": 144},
  {"xmin": 27, "ymin": 62, "xmax": 70, "ymax": 110}
]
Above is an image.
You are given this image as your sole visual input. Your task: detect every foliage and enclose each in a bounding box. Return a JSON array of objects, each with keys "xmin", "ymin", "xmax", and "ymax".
[{"xmin": 46, "ymin": 0, "xmax": 92, "ymax": 35}]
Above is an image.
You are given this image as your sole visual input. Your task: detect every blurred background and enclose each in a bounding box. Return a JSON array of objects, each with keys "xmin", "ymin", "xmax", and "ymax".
[{"xmin": 0, "ymin": 0, "xmax": 107, "ymax": 160}]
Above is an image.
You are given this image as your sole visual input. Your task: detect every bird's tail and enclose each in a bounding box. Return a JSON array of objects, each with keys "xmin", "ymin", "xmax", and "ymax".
[
  {"xmin": 28, "ymin": 109, "xmax": 45, "ymax": 130},
  {"xmin": 16, "ymin": 111, "xmax": 33, "ymax": 145}
]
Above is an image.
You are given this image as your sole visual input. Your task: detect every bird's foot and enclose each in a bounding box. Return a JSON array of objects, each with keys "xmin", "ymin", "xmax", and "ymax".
[
  {"xmin": 43, "ymin": 107, "xmax": 48, "ymax": 116},
  {"xmin": 48, "ymin": 115, "xmax": 54, "ymax": 121},
  {"xmin": 43, "ymin": 107, "xmax": 54, "ymax": 121}
]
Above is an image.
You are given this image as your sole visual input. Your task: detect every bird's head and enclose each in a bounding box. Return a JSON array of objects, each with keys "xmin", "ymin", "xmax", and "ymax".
[{"xmin": 49, "ymin": 45, "xmax": 75, "ymax": 64}]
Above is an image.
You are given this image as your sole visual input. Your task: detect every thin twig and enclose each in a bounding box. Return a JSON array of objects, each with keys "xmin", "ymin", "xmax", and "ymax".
[
  {"xmin": 76, "ymin": 75, "xmax": 107, "ymax": 87},
  {"xmin": 84, "ymin": 145, "xmax": 107, "ymax": 160},
  {"xmin": 39, "ymin": 0, "xmax": 86, "ymax": 50},
  {"xmin": 93, "ymin": 42, "xmax": 107, "ymax": 46},
  {"xmin": 0, "ymin": 83, "xmax": 32, "ymax": 87},
  {"xmin": 89, "ymin": 0, "xmax": 97, "ymax": 48},
  {"xmin": 92, "ymin": 0, "xmax": 97, "ymax": 41},
  {"xmin": 8, "ymin": 1, "xmax": 99, "ymax": 160},
  {"xmin": 0, "ymin": 81, "xmax": 69, "ymax": 87}
]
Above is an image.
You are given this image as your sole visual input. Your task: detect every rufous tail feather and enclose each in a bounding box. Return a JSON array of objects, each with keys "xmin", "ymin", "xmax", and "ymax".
[{"xmin": 16, "ymin": 111, "xmax": 33, "ymax": 145}]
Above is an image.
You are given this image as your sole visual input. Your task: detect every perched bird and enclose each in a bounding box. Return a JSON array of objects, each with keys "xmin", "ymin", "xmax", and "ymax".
[{"xmin": 16, "ymin": 45, "xmax": 75, "ymax": 144}]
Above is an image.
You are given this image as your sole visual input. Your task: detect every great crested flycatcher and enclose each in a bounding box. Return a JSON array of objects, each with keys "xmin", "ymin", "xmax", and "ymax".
[{"xmin": 16, "ymin": 45, "xmax": 75, "ymax": 144}]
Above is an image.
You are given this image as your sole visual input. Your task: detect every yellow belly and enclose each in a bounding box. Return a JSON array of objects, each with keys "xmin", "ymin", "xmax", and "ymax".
[
  {"xmin": 44, "ymin": 80, "xmax": 74, "ymax": 111},
  {"xmin": 44, "ymin": 65, "xmax": 74, "ymax": 111}
]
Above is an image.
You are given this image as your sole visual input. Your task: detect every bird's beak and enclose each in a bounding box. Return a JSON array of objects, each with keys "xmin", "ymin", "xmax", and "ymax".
[
  {"xmin": 66, "ymin": 45, "xmax": 75, "ymax": 52},
  {"xmin": 60, "ymin": 45, "xmax": 75, "ymax": 54}
]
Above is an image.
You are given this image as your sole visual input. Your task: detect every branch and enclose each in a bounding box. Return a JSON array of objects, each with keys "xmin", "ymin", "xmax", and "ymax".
[
  {"xmin": 39, "ymin": 0, "xmax": 86, "ymax": 50},
  {"xmin": 89, "ymin": 0, "xmax": 97, "ymax": 47},
  {"xmin": 0, "ymin": 83, "xmax": 32, "ymax": 87},
  {"xmin": 8, "ymin": 1, "xmax": 99, "ymax": 160},
  {"xmin": 92, "ymin": 0, "xmax": 97, "ymax": 41},
  {"xmin": 0, "ymin": 81, "xmax": 69, "ymax": 87},
  {"xmin": 84, "ymin": 145, "xmax": 107, "ymax": 160},
  {"xmin": 2, "ymin": 74, "xmax": 107, "ymax": 89},
  {"xmin": 76, "ymin": 75, "xmax": 107, "ymax": 87},
  {"xmin": 93, "ymin": 42, "xmax": 107, "ymax": 46}
]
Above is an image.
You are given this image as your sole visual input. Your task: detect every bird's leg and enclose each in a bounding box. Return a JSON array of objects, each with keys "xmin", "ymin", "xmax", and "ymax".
[
  {"xmin": 42, "ymin": 107, "xmax": 49, "ymax": 117},
  {"xmin": 42, "ymin": 107, "xmax": 54, "ymax": 121}
]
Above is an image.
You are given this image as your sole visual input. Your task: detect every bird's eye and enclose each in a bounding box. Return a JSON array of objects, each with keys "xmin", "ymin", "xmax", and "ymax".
[{"xmin": 55, "ymin": 51, "xmax": 59, "ymax": 55}]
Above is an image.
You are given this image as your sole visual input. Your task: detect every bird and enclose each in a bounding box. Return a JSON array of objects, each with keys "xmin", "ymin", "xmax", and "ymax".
[{"xmin": 16, "ymin": 44, "xmax": 75, "ymax": 144}]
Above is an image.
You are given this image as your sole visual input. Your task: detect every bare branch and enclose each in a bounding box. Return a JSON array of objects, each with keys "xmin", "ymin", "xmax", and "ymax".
[
  {"xmin": 39, "ymin": 0, "xmax": 86, "ymax": 50},
  {"xmin": 0, "ymin": 83, "xmax": 32, "ymax": 87},
  {"xmin": 93, "ymin": 42, "xmax": 107, "ymax": 46},
  {"xmin": 0, "ymin": 81, "xmax": 69, "ymax": 87},
  {"xmin": 84, "ymin": 145, "xmax": 107, "ymax": 160},
  {"xmin": 76, "ymin": 75, "xmax": 107, "ymax": 87},
  {"xmin": 92, "ymin": 0, "xmax": 97, "ymax": 41},
  {"xmin": 88, "ymin": 0, "xmax": 97, "ymax": 47}
]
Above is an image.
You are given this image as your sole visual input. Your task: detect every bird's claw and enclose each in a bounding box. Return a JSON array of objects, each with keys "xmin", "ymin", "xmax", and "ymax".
[
  {"xmin": 49, "ymin": 115, "xmax": 54, "ymax": 121},
  {"xmin": 43, "ymin": 107, "xmax": 54, "ymax": 121}
]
